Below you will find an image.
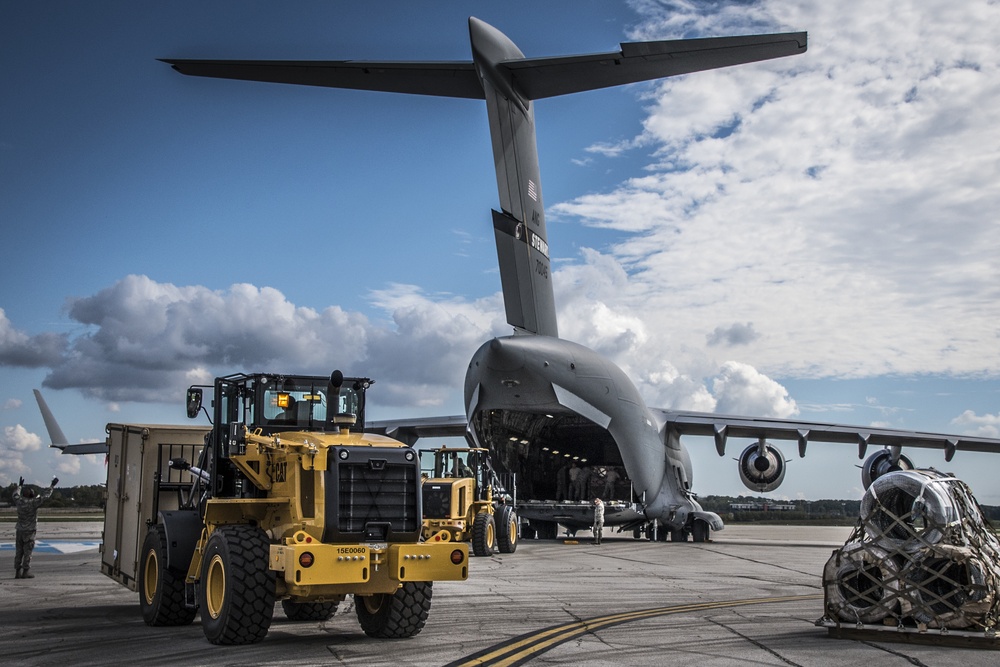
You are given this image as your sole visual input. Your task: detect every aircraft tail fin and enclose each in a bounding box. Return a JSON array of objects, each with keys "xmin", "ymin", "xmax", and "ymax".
[
  {"xmin": 493, "ymin": 209, "xmax": 557, "ymax": 336},
  {"xmin": 162, "ymin": 19, "xmax": 806, "ymax": 339}
]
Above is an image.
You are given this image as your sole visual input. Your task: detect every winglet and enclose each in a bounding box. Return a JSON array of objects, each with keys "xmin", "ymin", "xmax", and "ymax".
[
  {"xmin": 33, "ymin": 389, "xmax": 69, "ymax": 446},
  {"xmin": 32, "ymin": 390, "xmax": 108, "ymax": 455}
]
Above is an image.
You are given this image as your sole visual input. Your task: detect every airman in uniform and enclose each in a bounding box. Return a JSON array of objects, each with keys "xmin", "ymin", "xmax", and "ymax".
[{"xmin": 13, "ymin": 476, "xmax": 58, "ymax": 579}]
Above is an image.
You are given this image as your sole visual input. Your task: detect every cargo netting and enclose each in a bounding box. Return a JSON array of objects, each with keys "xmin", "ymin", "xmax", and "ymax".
[{"xmin": 820, "ymin": 469, "xmax": 1000, "ymax": 637}]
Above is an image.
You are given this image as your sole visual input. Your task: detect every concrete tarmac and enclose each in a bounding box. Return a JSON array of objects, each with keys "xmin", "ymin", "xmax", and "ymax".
[{"xmin": 2, "ymin": 523, "xmax": 997, "ymax": 666}]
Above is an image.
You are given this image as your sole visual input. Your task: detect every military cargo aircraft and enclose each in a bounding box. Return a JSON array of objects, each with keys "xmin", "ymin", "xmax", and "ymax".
[{"xmin": 164, "ymin": 17, "xmax": 1000, "ymax": 541}]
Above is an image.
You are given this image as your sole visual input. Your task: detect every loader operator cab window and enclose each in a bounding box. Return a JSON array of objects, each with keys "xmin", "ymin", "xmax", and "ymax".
[
  {"xmin": 263, "ymin": 384, "xmax": 328, "ymax": 428},
  {"xmin": 439, "ymin": 451, "xmax": 474, "ymax": 478},
  {"xmin": 330, "ymin": 385, "xmax": 361, "ymax": 425},
  {"xmin": 255, "ymin": 374, "xmax": 365, "ymax": 431}
]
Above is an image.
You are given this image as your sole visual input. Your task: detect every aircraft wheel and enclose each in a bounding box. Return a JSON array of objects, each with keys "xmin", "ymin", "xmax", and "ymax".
[
  {"xmin": 472, "ymin": 512, "xmax": 496, "ymax": 556},
  {"xmin": 282, "ymin": 599, "xmax": 339, "ymax": 621},
  {"xmin": 200, "ymin": 525, "xmax": 275, "ymax": 645},
  {"xmin": 496, "ymin": 506, "xmax": 518, "ymax": 554},
  {"xmin": 692, "ymin": 520, "xmax": 710, "ymax": 543},
  {"xmin": 540, "ymin": 521, "xmax": 560, "ymax": 540},
  {"xmin": 669, "ymin": 528, "xmax": 689, "ymax": 542},
  {"xmin": 356, "ymin": 581, "xmax": 433, "ymax": 638},
  {"xmin": 139, "ymin": 525, "xmax": 196, "ymax": 626}
]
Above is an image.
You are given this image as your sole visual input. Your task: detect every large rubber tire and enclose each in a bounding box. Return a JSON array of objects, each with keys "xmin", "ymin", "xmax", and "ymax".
[
  {"xmin": 669, "ymin": 528, "xmax": 689, "ymax": 542},
  {"xmin": 282, "ymin": 599, "xmax": 339, "ymax": 622},
  {"xmin": 139, "ymin": 525, "xmax": 197, "ymax": 626},
  {"xmin": 904, "ymin": 545, "xmax": 993, "ymax": 629},
  {"xmin": 860, "ymin": 469, "xmax": 958, "ymax": 551},
  {"xmin": 692, "ymin": 520, "xmax": 710, "ymax": 543},
  {"xmin": 355, "ymin": 582, "xmax": 433, "ymax": 638},
  {"xmin": 200, "ymin": 525, "xmax": 276, "ymax": 645},
  {"xmin": 496, "ymin": 506, "xmax": 518, "ymax": 554},
  {"xmin": 823, "ymin": 542, "xmax": 902, "ymax": 624},
  {"xmin": 472, "ymin": 512, "xmax": 496, "ymax": 557}
]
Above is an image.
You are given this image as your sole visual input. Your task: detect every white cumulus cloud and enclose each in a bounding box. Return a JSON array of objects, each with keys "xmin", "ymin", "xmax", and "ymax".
[
  {"xmin": 713, "ymin": 361, "xmax": 798, "ymax": 418},
  {"xmin": 2, "ymin": 424, "xmax": 43, "ymax": 452},
  {"xmin": 553, "ymin": 0, "xmax": 1000, "ymax": 383},
  {"xmin": 952, "ymin": 410, "xmax": 1000, "ymax": 438}
]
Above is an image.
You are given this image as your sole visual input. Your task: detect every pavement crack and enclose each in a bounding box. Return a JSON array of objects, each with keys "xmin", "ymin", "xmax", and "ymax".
[
  {"xmin": 693, "ymin": 545, "xmax": 822, "ymax": 580},
  {"xmin": 859, "ymin": 641, "xmax": 932, "ymax": 667},
  {"xmin": 707, "ymin": 616, "xmax": 804, "ymax": 667}
]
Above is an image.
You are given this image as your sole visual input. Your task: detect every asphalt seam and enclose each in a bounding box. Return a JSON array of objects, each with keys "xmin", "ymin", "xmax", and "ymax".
[{"xmin": 707, "ymin": 615, "xmax": 805, "ymax": 667}]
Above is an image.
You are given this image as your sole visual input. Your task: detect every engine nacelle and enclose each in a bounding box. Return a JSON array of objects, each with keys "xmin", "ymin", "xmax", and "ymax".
[
  {"xmin": 861, "ymin": 448, "xmax": 914, "ymax": 490},
  {"xmin": 738, "ymin": 442, "xmax": 786, "ymax": 493}
]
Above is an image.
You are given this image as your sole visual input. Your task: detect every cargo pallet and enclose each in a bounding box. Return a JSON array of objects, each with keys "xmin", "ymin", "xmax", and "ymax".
[{"xmin": 821, "ymin": 469, "xmax": 1000, "ymax": 650}]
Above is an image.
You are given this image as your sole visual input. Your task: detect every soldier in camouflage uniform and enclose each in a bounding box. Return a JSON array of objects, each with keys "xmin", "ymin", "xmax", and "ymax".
[
  {"xmin": 591, "ymin": 497, "xmax": 605, "ymax": 545},
  {"xmin": 13, "ymin": 476, "xmax": 58, "ymax": 579}
]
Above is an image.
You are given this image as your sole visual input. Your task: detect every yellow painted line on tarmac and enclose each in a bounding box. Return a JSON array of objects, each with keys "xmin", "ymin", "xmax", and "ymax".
[{"xmin": 446, "ymin": 593, "xmax": 823, "ymax": 667}]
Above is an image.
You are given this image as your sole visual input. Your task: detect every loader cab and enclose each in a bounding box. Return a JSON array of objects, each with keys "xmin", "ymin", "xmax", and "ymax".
[
  {"xmin": 420, "ymin": 447, "xmax": 495, "ymax": 502},
  {"xmin": 187, "ymin": 371, "xmax": 371, "ymax": 434},
  {"xmin": 185, "ymin": 370, "xmax": 373, "ymax": 499}
]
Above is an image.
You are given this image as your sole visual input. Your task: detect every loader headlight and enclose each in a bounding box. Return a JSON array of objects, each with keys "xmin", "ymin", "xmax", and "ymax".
[
  {"xmin": 338, "ymin": 449, "xmax": 349, "ymax": 460},
  {"xmin": 450, "ymin": 549, "xmax": 465, "ymax": 565},
  {"xmin": 299, "ymin": 552, "xmax": 315, "ymax": 568},
  {"xmin": 405, "ymin": 450, "xmax": 415, "ymax": 461}
]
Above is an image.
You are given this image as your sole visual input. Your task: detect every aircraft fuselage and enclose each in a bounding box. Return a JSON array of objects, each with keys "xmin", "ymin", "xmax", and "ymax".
[{"xmin": 465, "ymin": 335, "xmax": 718, "ymax": 531}]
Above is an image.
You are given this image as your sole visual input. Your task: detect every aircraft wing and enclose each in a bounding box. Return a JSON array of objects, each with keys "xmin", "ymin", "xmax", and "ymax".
[
  {"xmin": 33, "ymin": 390, "xmax": 108, "ymax": 455},
  {"xmin": 654, "ymin": 409, "xmax": 1000, "ymax": 462},
  {"xmin": 48, "ymin": 442, "xmax": 108, "ymax": 455},
  {"xmin": 367, "ymin": 415, "xmax": 468, "ymax": 447},
  {"xmin": 162, "ymin": 31, "xmax": 805, "ymax": 102}
]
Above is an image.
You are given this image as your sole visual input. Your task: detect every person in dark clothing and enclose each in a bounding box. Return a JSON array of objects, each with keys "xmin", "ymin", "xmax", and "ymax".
[{"xmin": 13, "ymin": 476, "xmax": 58, "ymax": 579}]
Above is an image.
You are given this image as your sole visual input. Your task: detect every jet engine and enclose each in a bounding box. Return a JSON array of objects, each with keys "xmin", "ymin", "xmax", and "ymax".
[
  {"xmin": 861, "ymin": 448, "xmax": 914, "ymax": 490},
  {"xmin": 737, "ymin": 441, "xmax": 786, "ymax": 493}
]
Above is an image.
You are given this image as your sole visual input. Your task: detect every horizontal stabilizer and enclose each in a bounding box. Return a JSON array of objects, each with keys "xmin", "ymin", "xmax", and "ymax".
[
  {"xmin": 162, "ymin": 30, "xmax": 806, "ymax": 103},
  {"xmin": 506, "ymin": 32, "xmax": 807, "ymax": 100},
  {"xmin": 162, "ymin": 59, "xmax": 485, "ymax": 99}
]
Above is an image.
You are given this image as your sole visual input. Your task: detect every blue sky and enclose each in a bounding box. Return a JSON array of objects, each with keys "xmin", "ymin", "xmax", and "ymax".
[{"xmin": 2, "ymin": 0, "xmax": 999, "ymax": 502}]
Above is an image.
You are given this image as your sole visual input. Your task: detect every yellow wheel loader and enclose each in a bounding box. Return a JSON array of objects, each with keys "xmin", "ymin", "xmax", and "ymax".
[
  {"xmin": 420, "ymin": 446, "xmax": 518, "ymax": 557},
  {"xmin": 103, "ymin": 370, "xmax": 467, "ymax": 645}
]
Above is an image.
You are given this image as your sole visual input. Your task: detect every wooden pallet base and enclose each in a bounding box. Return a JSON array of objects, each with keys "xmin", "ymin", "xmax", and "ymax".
[{"xmin": 822, "ymin": 623, "xmax": 1000, "ymax": 650}]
